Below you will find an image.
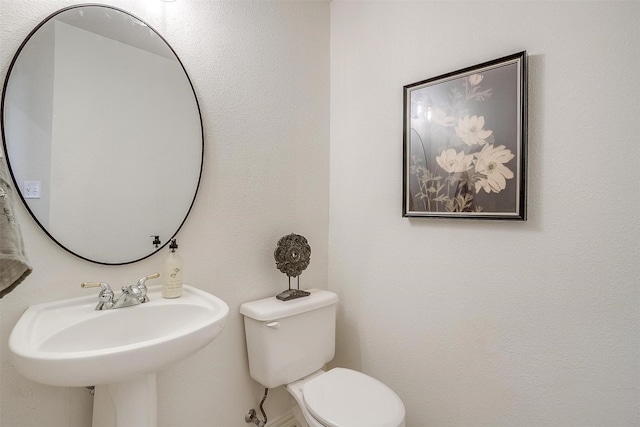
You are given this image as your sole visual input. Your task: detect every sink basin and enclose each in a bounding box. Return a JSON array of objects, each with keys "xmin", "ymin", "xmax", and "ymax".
[{"xmin": 9, "ymin": 284, "xmax": 228, "ymax": 387}]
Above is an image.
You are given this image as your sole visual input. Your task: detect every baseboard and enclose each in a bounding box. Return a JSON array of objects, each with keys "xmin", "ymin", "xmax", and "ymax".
[{"xmin": 266, "ymin": 410, "xmax": 297, "ymax": 427}]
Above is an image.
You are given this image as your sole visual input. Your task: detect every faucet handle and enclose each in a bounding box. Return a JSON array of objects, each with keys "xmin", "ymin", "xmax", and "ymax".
[
  {"xmin": 81, "ymin": 281, "xmax": 110, "ymax": 289},
  {"xmin": 135, "ymin": 273, "xmax": 160, "ymax": 303},
  {"xmin": 81, "ymin": 282, "xmax": 114, "ymax": 310},
  {"xmin": 136, "ymin": 272, "xmax": 160, "ymax": 287}
]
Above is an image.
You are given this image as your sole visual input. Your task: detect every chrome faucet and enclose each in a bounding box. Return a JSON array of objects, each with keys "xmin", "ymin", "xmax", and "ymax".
[
  {"xmin": 81, "ymin": 273, "xmax": 159, "ymax": 310},
  {"xmin": 80, "ymin": 282, "xmax": 115, "ymax": 310}
]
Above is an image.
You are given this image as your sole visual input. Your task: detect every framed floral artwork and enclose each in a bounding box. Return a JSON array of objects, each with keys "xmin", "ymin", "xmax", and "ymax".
[{"xmin": 403, "ymin": 51, "xmax": 527, "ymax": 220}]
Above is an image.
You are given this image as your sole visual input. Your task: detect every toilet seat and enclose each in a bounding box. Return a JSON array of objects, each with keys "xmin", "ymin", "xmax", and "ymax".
[{"xmin": 302, "ymin": 368, "xmax": 405, "ymax": 427}]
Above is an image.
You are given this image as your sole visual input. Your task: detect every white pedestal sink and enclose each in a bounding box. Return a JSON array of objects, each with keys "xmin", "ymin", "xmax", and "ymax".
[{"xmin": 9, "ymin": 284, "xmax": 229, "ymax": 427}]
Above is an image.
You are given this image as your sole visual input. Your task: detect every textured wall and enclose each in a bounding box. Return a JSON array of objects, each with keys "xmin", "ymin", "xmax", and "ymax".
[
  {"xmin": 329, "ymin": 1, "xmax": 639, "ymax": 425},
  {"xmin": 0, "ymin": 1, "xmax": 329, "ymax": 426}
]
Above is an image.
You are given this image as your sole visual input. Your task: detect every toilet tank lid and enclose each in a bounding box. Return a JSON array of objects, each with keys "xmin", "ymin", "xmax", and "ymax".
[{"xmin": 240, "ymin": 289, "xmax": 338, "ymax": 321}]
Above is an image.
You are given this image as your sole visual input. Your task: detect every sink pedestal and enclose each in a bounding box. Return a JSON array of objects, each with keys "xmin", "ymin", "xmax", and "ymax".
[{"xmin": 93, "ymin": 374, "xmax": 157, "ymax": 427}]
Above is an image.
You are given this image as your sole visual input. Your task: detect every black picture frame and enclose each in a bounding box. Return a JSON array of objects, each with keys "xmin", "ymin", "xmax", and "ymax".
[{"xmin": 403, "ymin": 51, "xmax": 527, "ymax": 220}]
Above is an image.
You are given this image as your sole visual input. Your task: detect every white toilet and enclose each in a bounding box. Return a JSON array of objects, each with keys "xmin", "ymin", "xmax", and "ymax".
[{"xmin": 240, "ymin": 289, "xmax": 405, "ymax": 427}]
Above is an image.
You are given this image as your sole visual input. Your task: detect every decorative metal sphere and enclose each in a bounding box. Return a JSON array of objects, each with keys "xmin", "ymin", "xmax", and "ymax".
[{"xmin": 274, "ymin": 233, "xmax": 311, "ymax": 278}]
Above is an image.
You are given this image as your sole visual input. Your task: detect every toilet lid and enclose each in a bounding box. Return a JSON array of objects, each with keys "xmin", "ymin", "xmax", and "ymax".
[{"xmin": 303, "ymin": 368, "xmax": 405, "ymax": 427}]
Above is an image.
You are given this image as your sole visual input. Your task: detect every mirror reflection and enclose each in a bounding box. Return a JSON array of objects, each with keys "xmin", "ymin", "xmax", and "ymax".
[{"xmin": 2, "ymin": 5, "xmax": 203, "ymax": 264}]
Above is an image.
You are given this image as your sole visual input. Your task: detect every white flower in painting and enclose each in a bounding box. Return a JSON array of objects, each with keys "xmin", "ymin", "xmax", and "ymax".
[
  {"xmin": 468, "ymin": 74, "xmax": 484, "ymax": 86},
  {"xmin": 474, "ymin": 144, "xmax": 515, "ymax": 193},
  {"xmin": 432, "ymin": 108, "xmax": 455, "ymax": 126},
  {"xmin": 436, "ymin": 148, "xmax": 474, "ymax": 174},
  {"xmin": 455, "ymin": 115, "xmax": 493, "ymax": 146}
]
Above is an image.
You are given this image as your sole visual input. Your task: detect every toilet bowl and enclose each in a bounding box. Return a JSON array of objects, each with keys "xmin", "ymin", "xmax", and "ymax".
[
  {"xmin": 286, "ymin": 368, "xmax": 405, "ymax": 427},
  {"xmin": 240, "ymin": 289, "xmax": 405, "ymax": 427}
]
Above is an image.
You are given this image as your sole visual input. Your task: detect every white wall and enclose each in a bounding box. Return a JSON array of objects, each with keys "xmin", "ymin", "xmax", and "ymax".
[
  {"xmin": 0, "ymin": 1, "xmax": 329, "ymax": 426},
  {"xmin": 329, "ymin": 1, "xmax": 639, "ymax": 426}
]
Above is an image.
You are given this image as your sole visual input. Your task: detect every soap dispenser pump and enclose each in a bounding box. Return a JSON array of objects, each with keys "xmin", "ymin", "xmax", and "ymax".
[{"xmin": 162, "ymin": 239, "xmax": 183, "ymax": 298}]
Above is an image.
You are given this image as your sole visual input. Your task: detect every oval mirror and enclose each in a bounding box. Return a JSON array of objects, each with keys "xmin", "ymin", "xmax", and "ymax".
[{"xmin": 1, "ymin": 5, "xmax": 203, "ymax": 265}]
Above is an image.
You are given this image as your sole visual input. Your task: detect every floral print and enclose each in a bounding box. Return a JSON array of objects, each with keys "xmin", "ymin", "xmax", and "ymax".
[
  {"xmin": 409, "ymin": 71, "xmax": 516, "ymax": 213},
  {"xmin": 436, "ymin": 148, "xmax": 474, "ymax": 174},
  {"xmin": 455, "ymin": 115, "xmax": 492, "ymax": 146},
  {"xmin": 468, "ymin": 74, "xmax": 484, "ymax": 86},
  {"xmin": 474, "ymin": 144, "xmax": 515, "ymax": 193}
]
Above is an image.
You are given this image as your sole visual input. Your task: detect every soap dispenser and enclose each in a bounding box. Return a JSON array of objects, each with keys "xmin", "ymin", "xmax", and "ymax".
[{"xmin": 162, "ymin": 239, "xmax": 183, "ymax": 298}]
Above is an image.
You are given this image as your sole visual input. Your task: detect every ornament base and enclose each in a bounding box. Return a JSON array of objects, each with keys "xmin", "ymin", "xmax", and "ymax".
[{"xmin": 276, "ymin": 289, "xmax": 310, "ymax": 301}]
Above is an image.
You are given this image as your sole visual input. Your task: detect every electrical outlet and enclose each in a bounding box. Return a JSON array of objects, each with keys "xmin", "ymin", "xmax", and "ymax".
[{"xmin": 24, "ymin": 181, "xmax": 41, "ymax": 199}]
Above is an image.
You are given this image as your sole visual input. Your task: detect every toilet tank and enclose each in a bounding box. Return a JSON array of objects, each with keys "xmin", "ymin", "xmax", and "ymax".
[{"xmin": 240, "ymin": 289, "xmax": 339, "ymax": 389}]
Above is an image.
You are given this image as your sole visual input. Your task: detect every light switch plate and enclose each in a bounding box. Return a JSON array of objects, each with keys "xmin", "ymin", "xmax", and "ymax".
[{"xmin": 24, "ymin": 181, "xmax": 41, "ymax": 199}]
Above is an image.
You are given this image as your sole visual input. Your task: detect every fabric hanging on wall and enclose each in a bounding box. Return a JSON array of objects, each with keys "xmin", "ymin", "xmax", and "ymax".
[{"xmin": 0, "ymin": 152, "xmax": 32, "ymax": 298}]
